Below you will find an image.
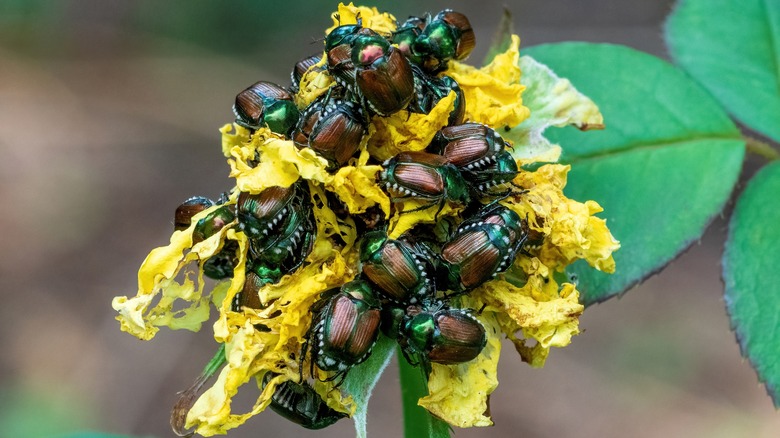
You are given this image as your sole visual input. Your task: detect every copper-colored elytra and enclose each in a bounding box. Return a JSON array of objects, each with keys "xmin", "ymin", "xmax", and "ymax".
[
  {"xmin": 294, "ymin": 54, "xmax": 321, "ymax": 80},
  {"xmin": 174, "ymin": 204, "xmax": 208, "ymax": 231},
  {"xmin": 383, "ymin": 244, "xmax": 420, "ymax": 288},
  {"xmin": 292, "ymin": 107, "xmax": 321, "ymax": 147},
  {"xmin": 239, "ymin": 186, "xmax": 294, "ymax": 218},
  {"xmin": 363, "ymin": 243, "xmax": 420, "ymax": 300},
  {"xmin": 362, "ymin": 264, "xmax": 407, "ymax": 301},
  {"xmin": 327, "ymin": 295, "xmax": 359, "ymax": 350},
  {"xmin": 397, "ymin": 151, "xmax": 448, "ymax": 167},
  {"xmin": 429, "ymin": 342, "xmax": 482, "ymax": 364},
  {"xmin": 437, "ymin": 312, "xmax": 484, "ymax": 344},
  {"xmin": 347, "ymin": 310, "xmax": 380, "ymax": 357},
  {"xmin": 442, "ymin": 136, "xmax": 490, "ymax": 167},
  {"xmin": 327, "ymin": 44, "xmax": 352, "ymax": 69},
  {"xmin": 441, "ymin": 11, "xmax": 475, "ymax": 60},
  {"xmin": 236, "ymin": 271, "xmax": 265, "ymax": 311},
  {"xmin": 441, "ymin": 123, "xmax": 488, "ymax": 139},
  {"xmin": 443, "ymin": 230, "xmax": 501, "ymax": 288},
  {"xmin": 356, "ymin": 50, "xmax": 414, "ymax": 114},
  {"xmin": 252, "ymin": 81, "xmax": 293, "ymax": 100},
  {"xmin": 311, "ymin": 115, "xmax": 364, "ymax": 165},
  {"xmin": 235, "ymin": 91, "xmax": 264, "ymax": 122},
  {"xmin": 394, "ymin": 164, "xmax": 444, "ymax": 196}
]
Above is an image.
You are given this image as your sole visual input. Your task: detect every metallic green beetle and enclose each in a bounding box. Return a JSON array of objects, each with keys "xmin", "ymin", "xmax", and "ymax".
[
  {"xmin": 413, "ymin": 9, "xmax": 476, "ymax": 72},
  {"xmin": 306, "ymin": 280, "xmax": 382, "ymax": 377},
  {"xmin": 437, "ymin": 203, "xmax": 528, "ymax": 293},
  {"xmin": 264, "ymin": 374, "xmax": 348, "ymax": 429},
  {"xmin": 396, "ymin": 302, "xmax": 487, "ymax": 368},
  {"xmin": 233, "ymin": 81, "xmax": 300, "ymax": 136},
  {"xmin": 174, "ymin": 196, "xmax": 238, "ymax": 280},
  {"xmin": 351, "ymin": 33, "xmax": 415, "ymax": 116},
  {"xmin": 380, "ymin": 151, "xmax": 471, "ymax": 215},
  {"xmin": 359, "ymin": 230, "xmax": 435, "ymax": 305}
]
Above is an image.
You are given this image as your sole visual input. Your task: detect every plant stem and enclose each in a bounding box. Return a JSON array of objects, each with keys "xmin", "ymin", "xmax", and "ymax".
[
  {"xmin": 398, "ymin": 349, "xmax": 451, "ymax": 438},
  {"xmin": 745, "ymin": 136, "xmax": 780, "ymax": 161}
]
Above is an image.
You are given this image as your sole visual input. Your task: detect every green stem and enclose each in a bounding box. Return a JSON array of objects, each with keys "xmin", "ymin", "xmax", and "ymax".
[
  {"xmin": 171, "ymin": 344, "xmax": 227, "ymax": 436},
  {"xmin": 398, "ymin": 349, "xmax": 451, "ymax": 438},
  {"xmin": 745, "ymin": 135, "xmax": 780, "ymax": 161}
]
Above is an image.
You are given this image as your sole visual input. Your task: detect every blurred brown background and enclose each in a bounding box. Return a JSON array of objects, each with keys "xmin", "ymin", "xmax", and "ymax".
[{"xmin": 1, "ymin": 1, "xmax": 778, "ymax": 437}]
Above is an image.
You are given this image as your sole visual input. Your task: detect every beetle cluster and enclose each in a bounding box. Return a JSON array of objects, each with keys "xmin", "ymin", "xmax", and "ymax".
[{"xmin": 171, "ymin": 9, "xmax": 533, "ymax": 430}]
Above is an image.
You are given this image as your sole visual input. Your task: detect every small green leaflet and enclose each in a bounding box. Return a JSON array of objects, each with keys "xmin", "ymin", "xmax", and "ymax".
[{"xmin": 723, "ymin": 162, "xmax": 780, "ymax": 406}]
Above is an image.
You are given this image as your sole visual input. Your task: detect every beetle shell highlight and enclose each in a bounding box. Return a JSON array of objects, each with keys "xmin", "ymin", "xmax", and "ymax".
[
  {"xmin": 402, "ymin": 306, "xmax": 486, "ymax": 364},
  {"xmin": 174, "ymin": 196, "xmax": 216, "ymax": 231},
  {"xmin": 380, "ymin": 151, "xmax": 470, "ymax": 206},
  {"xmin": 352, "ymin": 35, "xmax": 415, "ymax": 116},
  {"xmin": 233, "ymin": 81, "xmax": 300, "ymax": 135},
  {"xmin": 437, "ymin": 204, "xmax": 528, "ymax": 292},
  {"xmin": 310, "ymin": 281, "xmax": 382, "ymax": 372},
  {"xmin": 292, "ymin": 97, "xmax": 367, "ymax": 167},
  {"xmin": 359, "ymin": 230, "xmax": 434, "ymax": 304}
]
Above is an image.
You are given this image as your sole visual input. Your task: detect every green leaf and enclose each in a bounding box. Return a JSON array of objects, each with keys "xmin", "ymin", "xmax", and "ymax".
[
  {"xmin": 482, "ymin": 8, "xmax": 513, "ymax": 66},
  {"xmin": 398, "ymin": 351, "xmax": 450, "ymax": 438},
  {"xmin": 666, "ymin": 0, "xmax": 780, "ymax": 142},
  {"xmin": 343, "ymin": 335, "xmax": 396, "ymax": 438},
  {"xmin": 723, "ymin": 161, "xmax": 780, "ymax": 406},
  {"xmin": 523, "ymin": 43, "xmax": 745, "ymax": 305}
]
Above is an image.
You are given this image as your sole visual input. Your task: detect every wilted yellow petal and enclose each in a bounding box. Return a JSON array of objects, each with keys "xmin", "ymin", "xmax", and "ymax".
[
  {"xmin": 505, "ymin": 164, "xmax": 619, "ymax": 272},
  {"xmin": 419, "ymin": 310, "xmax": 501, "ymax": 427},
  {"xmin": 112, "ymin": 205, "xmax": 246, "ymax": 340},
  {"xmin": 448, "ymin": 35, "xmax": 529, "ymax": 129},
  {"xmin": 327, "ymin": 3, "xmax": 397, "ymax": 36},
  {"xmin": 326, "ymin": 165, "xmax": 391, "ymax": 216},
  {"xmin": 367, "ymin": 92, "xmax": 456, "ymax": 161},
  {"xmin": 294, "ymin": 60, "xmax": 333, "ymax": 109},
  {"xmin": 473, "ymin": 271, "xmax": 583, "ymax": 367}
]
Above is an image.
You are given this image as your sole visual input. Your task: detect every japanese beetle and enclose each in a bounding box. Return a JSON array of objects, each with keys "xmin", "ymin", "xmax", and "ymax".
[
  {"xmin": 413, "ymin": 9, "xmax": 476, "ymax": 72},
  {"xmin": 437, "ymin": 203, "xmax": 528, "ymax": 293},
  {"xmin": 392, "ymin": 16, "xmax": 426, "ymax": 65},
  {"xmin": 307, "ymin": 280, "xmax": 382, "ymax": 375},
  {"xmin": 232, "ymin": 271, "xmax": 267, "ymax": 312},
  {"xmin": 238, "ymin": 183, "xmax": 316, "ymax": 276},
  {"xmin": 174, "ymin": 196, "xmax": 215, "ymax": 231},
  {"xmin": 192, "ymin": 204, "xmax": 236, "ymax": 244},
  {"xmin": 292, "ymin": 94, "xmax": 367, "ymax": 168},
  {"xmin": 264, "ymin": 375, "xmax": 348, "ymax": 429},
  {"xmin": 428, "ymin": 123, "xmax": 519, "ymax": 196},
  {"xmin": 359, "ymin": 230, "xmax": 435, "ymax": 305},
  {"xmin": 398, "ymin": 303, "xmax": 486, "ymax": 366},
  {"xmin": 248, "ymin": 199, "xmax": 316, "ymax": 272},
  {"xmin": 409, "ymin": 66, "xmax": 465, "ymax": 126},
  {"xmin": 462, "ymin": 150, "xmax": 519, "ymax": 196},
  {"xmin": 352, "ymin": 34, "xmax": 415, "ymax": 116},
  {"xmin": 237, "ymin": 186, "xmax": 297, "ymax": 241},
  {"xmin": 380, "ymin": 151, "xmax": 470, "ymax": 214},
  {"xmin": 233, "ymin": 81, "xmax": 300, "ymax": 136},
  {"xmin": 427, "ymin": 123, "xmax": 506, "ymax": 169},
  {"xmin": 325, "ymin": 25, "xmax": 378, "ymax": 89},
  {"xmin": 174, "ymin": 196, "xmax": 238, "ymax": 280},
  {"xmin": 289, "ymin": 54, "xmax": 323, "ymax": 94},
  {"xmin": 202, "ymin": 241, "xmax": 238, "ymax": 280}
]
